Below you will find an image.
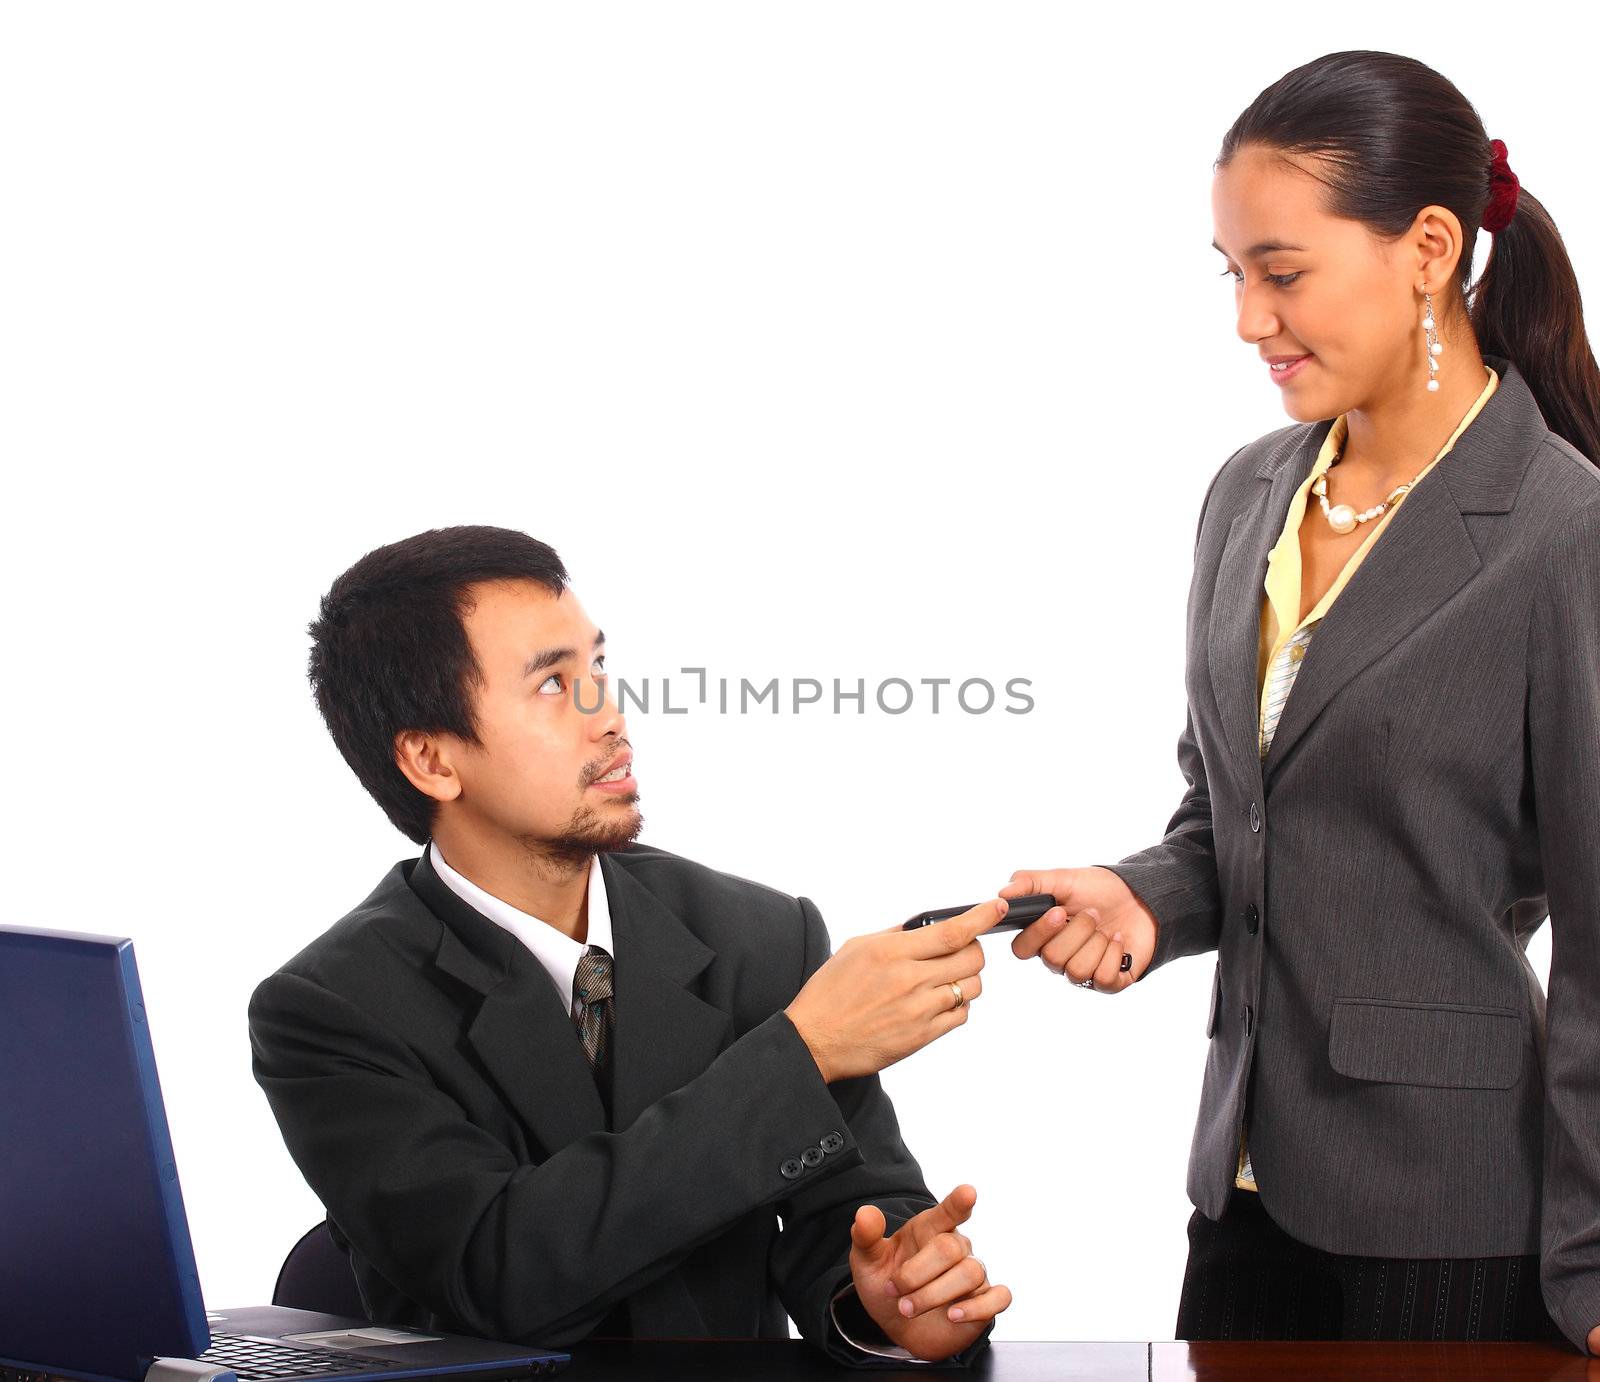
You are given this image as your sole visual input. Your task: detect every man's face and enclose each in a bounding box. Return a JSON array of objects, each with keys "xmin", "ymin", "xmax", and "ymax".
[{"xmin": 445, "ymin": 579, "xmax": 641, "ymax": 865}]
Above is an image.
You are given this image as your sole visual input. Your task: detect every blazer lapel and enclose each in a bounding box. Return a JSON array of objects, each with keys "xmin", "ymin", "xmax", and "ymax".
[
  {"xmin": 411, "ymin": 849, "xmax": 609, "ymax": 1154},
  {"xmin": 1210, "ymin": 355, "xmax": 1548, "ymax": 793},
  {"xmin": 597, "ymin": 851, "xmax": 732, "ymax": 1339},
  {"xmin": 414, "ymin": 847, "xmax": 736, "ymax": 1146},
  {"xmin": 1207, "ymin": 419, "xmax": 1331, "ymax": 789},
  {"xmin": 412, "ymin": 847, "xmax": 731, "ymax": 1338},
  {"xmin": 599, "ymin": 851, "xmax": 732, "ymax": 1134}
]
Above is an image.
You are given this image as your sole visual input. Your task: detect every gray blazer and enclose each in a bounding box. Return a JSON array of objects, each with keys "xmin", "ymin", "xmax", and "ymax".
[{"xmin": 1101, "ymin": 354, "xmax": 1600, "ymax": 1352}]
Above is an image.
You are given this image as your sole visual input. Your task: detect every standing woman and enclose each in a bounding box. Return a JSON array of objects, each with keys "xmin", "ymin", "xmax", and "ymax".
[{"xmin": 1003, "ymin": 50, "xmax": 1600, "ymax": 1349}]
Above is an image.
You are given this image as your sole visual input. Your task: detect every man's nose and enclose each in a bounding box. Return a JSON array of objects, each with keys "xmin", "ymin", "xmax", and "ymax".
[{"xmin": 586, "ymin": 675, "xmax": 625, "ymax": 737}]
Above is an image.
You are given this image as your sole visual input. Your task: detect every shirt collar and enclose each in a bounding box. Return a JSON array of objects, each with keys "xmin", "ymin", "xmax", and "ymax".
[{"xmin": 427, "ymin": 841, "xmax": 613, "ymax": 1010}]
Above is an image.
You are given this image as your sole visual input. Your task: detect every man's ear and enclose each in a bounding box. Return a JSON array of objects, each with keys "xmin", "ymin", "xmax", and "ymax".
[{"xmin": 394, "ymin": 730, "xmax": 464, "ymax": 804}]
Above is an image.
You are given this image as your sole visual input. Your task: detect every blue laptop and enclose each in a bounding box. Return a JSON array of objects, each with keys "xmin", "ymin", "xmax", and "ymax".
[{"xmin": 0, "ymin": 925, "xmax": 569, "ymax": 1382}]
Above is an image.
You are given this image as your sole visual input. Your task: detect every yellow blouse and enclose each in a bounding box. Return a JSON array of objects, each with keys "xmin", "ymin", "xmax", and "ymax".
[
  {"xmin": 1235, "ymin": 363, "xmax": 1500, "ymax": 1192},
  {"xmin": 1256, "ymin": 366, "xmax": 1501, "ymax": 726}
]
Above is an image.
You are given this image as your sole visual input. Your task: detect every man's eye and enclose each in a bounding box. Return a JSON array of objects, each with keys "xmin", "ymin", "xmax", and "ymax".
[
  {"xmin": 592, "ymin": 654, "xmax": 607, "ymax": 677},
  {"xmin": 538, "ymin": 674, "xmax": 563, "ymax": 695}
]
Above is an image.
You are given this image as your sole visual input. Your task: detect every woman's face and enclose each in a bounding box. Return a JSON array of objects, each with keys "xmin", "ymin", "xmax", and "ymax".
[{"xmin": 1211, "ymin": 143, "xmax": 1451, "ymax": 422}]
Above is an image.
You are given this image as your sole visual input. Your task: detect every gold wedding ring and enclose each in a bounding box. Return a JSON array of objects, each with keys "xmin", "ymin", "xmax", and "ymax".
[{"xmin": 949, "ymin": 981, "xmax": 965, "ymax": 1009}]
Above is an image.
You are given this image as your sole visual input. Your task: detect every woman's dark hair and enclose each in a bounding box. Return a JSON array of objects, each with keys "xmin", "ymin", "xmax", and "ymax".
[
  {"xmin": 308, "ymin": 525, "xmax": 570, "ymax": 844},
  {"xmin": 1219, "ymin": 49, "xmax": 1600, "ymax": 465}
]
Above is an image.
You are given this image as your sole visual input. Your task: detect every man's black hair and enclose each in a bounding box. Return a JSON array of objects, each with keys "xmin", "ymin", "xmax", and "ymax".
[{"xmin": 307, "ymin": 525, "xmax": 570, "ymax": 844}]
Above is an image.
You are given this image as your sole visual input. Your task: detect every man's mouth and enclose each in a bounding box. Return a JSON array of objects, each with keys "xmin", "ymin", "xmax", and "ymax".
[{"xmin": 591, "ymin": 749, "xmax": 634, "ymax": 787}]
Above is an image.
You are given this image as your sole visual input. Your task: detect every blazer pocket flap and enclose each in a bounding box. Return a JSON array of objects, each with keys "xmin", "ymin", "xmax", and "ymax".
[{"xmin": 1328, "ymin": 999, "xmax": 1522, "ymax": 1089}]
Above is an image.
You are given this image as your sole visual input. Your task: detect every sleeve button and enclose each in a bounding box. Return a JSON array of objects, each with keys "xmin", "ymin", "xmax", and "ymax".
[
  {"xmin": 780, "ymin": 1157, "xmax": 805, "ymax": 1179},
  {"xmin": 801, "ymin": 1145, "xmax": 825, "ymax": 1167},
  {"xmin": 820, "ymin": 1131, "xmax": 845, "ymax": 1154}
]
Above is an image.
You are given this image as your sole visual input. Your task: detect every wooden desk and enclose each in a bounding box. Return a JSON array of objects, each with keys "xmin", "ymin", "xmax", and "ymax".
[
  {"xmin": 562, "ymin": 1338, "xmax": 1595, "ymax": 1379},
  {"xmin": 17, "ymin": 1339, "xmax": 1595, "ymax": 1382}
]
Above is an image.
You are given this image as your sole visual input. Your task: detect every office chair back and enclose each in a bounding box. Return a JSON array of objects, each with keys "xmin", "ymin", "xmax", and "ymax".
[{"xmin": 272, "ymin": 1221, "xmax": 367, "ymax": 1319}]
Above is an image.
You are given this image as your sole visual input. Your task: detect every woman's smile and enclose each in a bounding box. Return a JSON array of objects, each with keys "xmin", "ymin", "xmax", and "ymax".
[{"xmin": 1266, "ymin": 353, "xmax": 1314, "ymax": 385}]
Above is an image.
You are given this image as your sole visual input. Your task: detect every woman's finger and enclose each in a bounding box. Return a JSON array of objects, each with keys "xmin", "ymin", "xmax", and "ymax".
[
  {"xmin": 1038, "ymin": 913, "xmax": 1098, "ymax": 973},
  {"xmin": 1011, "ymin": 906, "xmax": 1067, "ymax": 960},
  {"xmin": 1063, "ymin": 930, "xmax": 1110, "ymax": 985},
  {"xmin": 1093, "ymin": 933, "xmax": 1127, "ymax": 990}
]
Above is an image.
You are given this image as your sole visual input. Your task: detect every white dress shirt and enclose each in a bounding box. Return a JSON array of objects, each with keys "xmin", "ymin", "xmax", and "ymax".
[{"xmin": 429, "ymin": 841, "xmax": 612, "ymax": 1016}]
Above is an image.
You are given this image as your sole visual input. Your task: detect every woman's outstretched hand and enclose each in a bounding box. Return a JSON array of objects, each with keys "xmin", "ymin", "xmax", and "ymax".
[{"xmin": 1001, "ymin": 867, "xmax": 1158, "ymax": 992}]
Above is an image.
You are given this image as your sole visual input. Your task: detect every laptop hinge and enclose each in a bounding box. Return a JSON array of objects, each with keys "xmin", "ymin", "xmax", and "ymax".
[{"xmin": 145, "ymin": 1359, "xmax": 237, "ymax": 1382}]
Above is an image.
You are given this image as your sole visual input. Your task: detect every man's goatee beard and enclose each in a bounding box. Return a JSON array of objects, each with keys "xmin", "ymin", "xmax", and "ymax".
[{"xmin": 519, "ymin": 799, "xmax": 643, "ymax": 873}]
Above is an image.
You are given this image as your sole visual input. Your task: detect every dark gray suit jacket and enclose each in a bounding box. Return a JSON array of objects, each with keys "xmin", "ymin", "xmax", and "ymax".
[
  {"xmin": 249, "ymin": 841, "xmax": 985, "ymax": 1365},
  {"xmin": 1100, "ymin": 355, "xmax": 1600, "ymax": 1352}
]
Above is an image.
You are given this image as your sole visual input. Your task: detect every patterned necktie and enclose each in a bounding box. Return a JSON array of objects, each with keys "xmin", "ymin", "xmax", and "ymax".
[
  {"xmin": 572, "ymin": 945, "xmax": 615, "ymax": 1084},
  {"xmin": 1260, "ymin": 622, "xmax": 1316, "ymax": 759}
]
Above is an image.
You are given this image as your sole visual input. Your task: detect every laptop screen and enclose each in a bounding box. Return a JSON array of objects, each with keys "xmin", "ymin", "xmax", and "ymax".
[{"xmin": 0, "ymin": 926, "xmax": 211, "ymax": 1382}]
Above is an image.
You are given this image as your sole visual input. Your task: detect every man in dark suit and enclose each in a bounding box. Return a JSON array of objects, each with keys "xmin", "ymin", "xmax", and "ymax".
[{"xmin": 249, "ymin": 525, "xmax": 1011, "ymax": 1365}]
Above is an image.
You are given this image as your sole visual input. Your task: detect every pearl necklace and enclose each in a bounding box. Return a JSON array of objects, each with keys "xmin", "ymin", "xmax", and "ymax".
[{"xmin": 1311, "ymin": 448, "xmax": 1423, "ymax": 535}]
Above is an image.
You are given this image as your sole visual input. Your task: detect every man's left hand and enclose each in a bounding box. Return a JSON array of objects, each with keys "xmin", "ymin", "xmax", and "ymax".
[{"xmin": 848, "ymin": 1183, "xmax": 1011, "ymax": 1362}]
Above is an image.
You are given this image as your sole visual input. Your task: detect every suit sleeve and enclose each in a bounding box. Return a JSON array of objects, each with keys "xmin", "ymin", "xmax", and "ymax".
[
  {"xmin": 250, "ymin": 952, "xmax": 877, "ymax": 1349},
  {"xmin": 769, "ymin": 896, "xmax": 992, "ymax": 1369},
  {"xmin": 1093, "ymin": 448, "xmax": 1240, "ymax": 975},
  {"xmin": 1528, "ymin": 497, "xmax": 1600, "ymax": 1354}
]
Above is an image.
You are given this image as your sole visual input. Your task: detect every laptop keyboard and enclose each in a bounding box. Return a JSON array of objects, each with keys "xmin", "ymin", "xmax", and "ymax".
[{"xmin": 198, "ymin": 1334, "xmax": 391, "ymax": 1379}]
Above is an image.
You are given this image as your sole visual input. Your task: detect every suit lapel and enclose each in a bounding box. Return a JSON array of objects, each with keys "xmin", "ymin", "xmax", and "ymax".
[
  {"xmin": 1207, "ymin": 420, "xmax": 1331, "ymax": 790},
  {"xmin": 1209, "ymin": 354, "xmax": 1547, "ymax": 793},
  {"xmin": 411, "ymin": 845, "xmax": 736, "ymax": 1150},
  {"xmin": 598, "ymin": 850, "xmax": 730, "ymax": 1338},
  {"xmin": 410, "ymin": 847, "xmax": 732, "ymax": 1338},
  {"xmin": 600, "ymin": 851, "xmax": 732, "ymax": 1133},
  {"xmin": 412, "ymin": 849, "xmax": 609, "ymax": 1153},
  {"xmin": 1257, "ymin": 458, "xmax": 1481, "ymax": 787}
]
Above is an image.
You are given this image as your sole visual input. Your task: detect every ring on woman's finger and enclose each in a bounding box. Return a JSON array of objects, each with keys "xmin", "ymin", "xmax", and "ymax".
[
  {"xmin": 1075, "ymin": 977, "xmax": 1095, "ymax": 990},
  {"xmin": 949, "ymin": 981, "xmax": 965, "ymax": 1009}
]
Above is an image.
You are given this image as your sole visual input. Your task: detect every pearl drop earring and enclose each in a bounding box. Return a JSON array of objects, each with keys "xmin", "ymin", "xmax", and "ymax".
[{"xmin": 1423, "ymin": 291, "xmax": 1442, "ymax": 392}]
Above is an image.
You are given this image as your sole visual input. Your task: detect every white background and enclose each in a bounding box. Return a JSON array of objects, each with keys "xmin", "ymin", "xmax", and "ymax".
[{"xmin": 2, "ymin": 1, "xmax": 1593, "ymax": 1346}]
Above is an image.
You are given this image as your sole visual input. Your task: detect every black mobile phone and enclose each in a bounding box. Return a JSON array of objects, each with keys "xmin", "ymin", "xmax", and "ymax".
[{"xmin": 901, "ymin": 893, "xmax": 1058, "ymax": 933}]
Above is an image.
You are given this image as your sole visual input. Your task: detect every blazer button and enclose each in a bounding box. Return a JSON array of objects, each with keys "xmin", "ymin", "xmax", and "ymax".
[
  {"xmin": 801, "ymin": 1145, "xmax": 825, "ymax": 1168},
  {"xmin": 1245, "ymin": 903, "xmax": 1260, "ymax": 935},
  {"xmin": 1249, "ymin": 802, "xmax": 1261, "ymax": 833},
  {"xmin": 820, "ymin": 1131, "xmax": 845, "ymax": 1154},
  {"xmin": 780, "ymin": 1157, "xmax": 804, "ymax": 1179}
]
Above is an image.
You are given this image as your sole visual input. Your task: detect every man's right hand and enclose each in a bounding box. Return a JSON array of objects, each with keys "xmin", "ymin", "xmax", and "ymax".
[
  {"xmin": 1001, "ymin": 867, "xmax": 1159, "ymax": 992},
  {"xmin": 784, "ymin": 898, "xmax": 1006, "ymax": 1083}
]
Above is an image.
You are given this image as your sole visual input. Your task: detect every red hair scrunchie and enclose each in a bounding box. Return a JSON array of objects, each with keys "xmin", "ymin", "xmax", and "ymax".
[{"xmin": 1483, "ymin": 137, "xmax": 1520, "ymax": 233}]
